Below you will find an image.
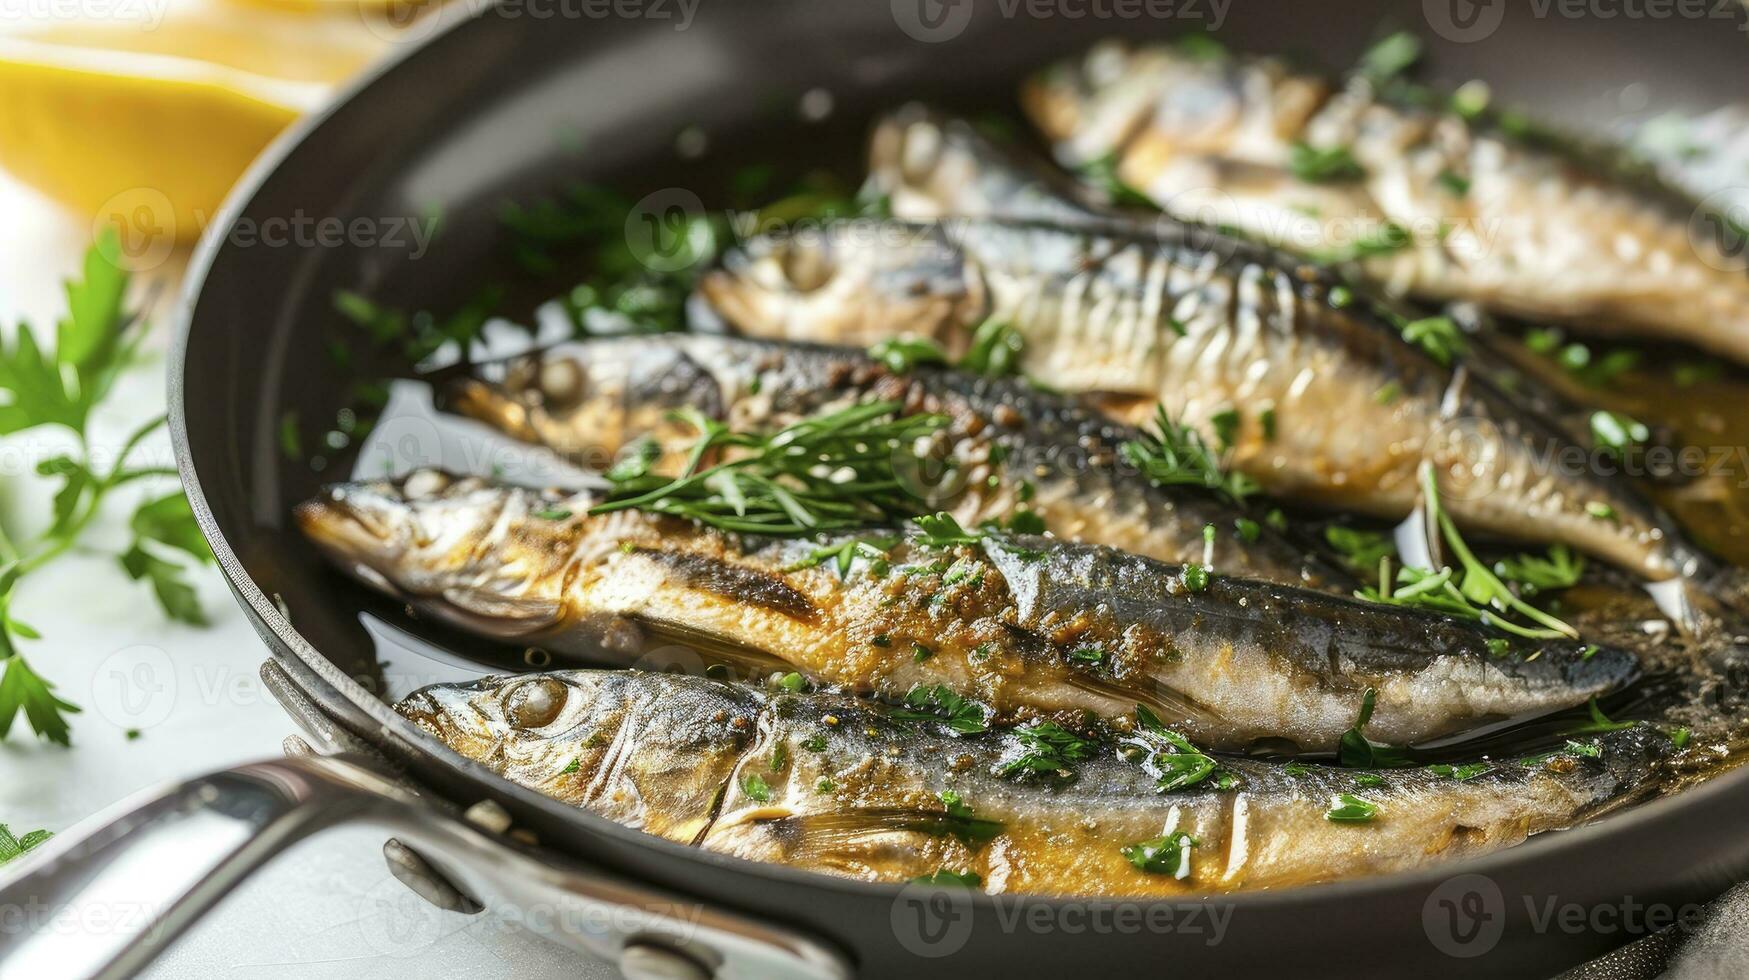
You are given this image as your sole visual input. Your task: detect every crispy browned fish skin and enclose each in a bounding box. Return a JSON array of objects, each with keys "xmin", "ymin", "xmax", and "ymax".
[
  {"xmin": 698, "ymin": 216, "xmax": 1743, "ymax": 613},
  {"xmin": 300, "ymin": 471, "xmax": 1637, "ymax": 752},
  {"xmin": 439, "ymin": 333, "xmax": 1353, "ymax": 592},
  {"xmin": 1022, "ymin": 41, "xmax": 1749, "ymax": 364},
  {"xmin": 397, "ymin": 669, "xmax": 1675, "ymax": 896}
]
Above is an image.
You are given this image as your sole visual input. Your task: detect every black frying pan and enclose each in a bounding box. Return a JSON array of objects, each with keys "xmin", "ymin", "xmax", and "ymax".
[{"xmin": 6, "ymin": 2, "xmax": 1749, "ymax": 977}]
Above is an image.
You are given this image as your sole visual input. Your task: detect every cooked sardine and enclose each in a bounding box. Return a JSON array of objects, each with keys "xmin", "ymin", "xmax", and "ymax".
[
  {"xmin": 1022, "ymin": 41, "xmax": 1749, "ymax": 363},
  {"xmin": 438, "ymin": 334, "xmax": 1351, "ymax": 591},
  {"xmin": 866, "ymin": 103, "xmax": 1664, "ymax": 448},
  {"xmin": 397, "ymin": 669, "xmax": 1675, "ymax": 895},
  {"xmin": 698, "ymin": 218, "xmax": 1747, "ymax": 618},
  {"xmin": 300, "ymin": 470, "xmax": 1637, "ymax": 752}
]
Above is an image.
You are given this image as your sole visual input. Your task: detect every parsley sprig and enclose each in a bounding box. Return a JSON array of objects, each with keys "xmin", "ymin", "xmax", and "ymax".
[{"xmin": 0, "ymin": 233, "xmax": 213, "ymax": 745}]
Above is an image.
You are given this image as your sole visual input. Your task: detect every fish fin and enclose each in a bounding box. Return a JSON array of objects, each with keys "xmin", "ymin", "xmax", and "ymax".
[
  {"xmin": 625, "ymin": 616, "xmax": 798, "ymax": 680},
  {"xmin": 424, "ymin": 589, "xmax": 565, "ymax": 638}
]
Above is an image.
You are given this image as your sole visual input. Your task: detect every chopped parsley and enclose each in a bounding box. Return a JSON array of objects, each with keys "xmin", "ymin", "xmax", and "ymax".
[
  {"xmin": 0, "ymin": 825, "xmax": 53, "ymax": 867},
  {"xmin": 1325, "ymin": 793, "xmax": 1380, "ymax": 822},
  {"xmin": 1290, "ymin": 142, "xmax": 1366, "ymax": 183},
  {"xmin": 1325, "ymin": 526, "xmax": 1395, "ymax": 573},
  {"xmin": 1121, "ymin": 830, "xmax": 1198, "ymax": 876},
  {"xmin": 1399, "ymin": 315, "xmax": 1467, "ymax": 366},
  {"xmin": 1337, "ymin": 688, "xmax": 1414, "ymax": 769},
  {"xmin": 1127, "ymin": 705, "xmax": 1233, "ymax": 792},
  {"xmin": 740, "ymin": 773, "xmax": 772, "ymax": 803},
  {"xmin": 997, "ymin": 721, "xmax": 1097, "ymax": 780},
  {"xmin": 868, "ymin": 336, "xmax": 949, "ymax": 374},
  {"xmin": 891, "ymin": 685, "xmax": 990, "ymax": 734},
  {"xmin": 1590, "ymin": 411, "xmax": 1649, "ymax": 458},
  {"xmin": 913, "ymin": 512, "xmax": 984, "ymax": 548}
]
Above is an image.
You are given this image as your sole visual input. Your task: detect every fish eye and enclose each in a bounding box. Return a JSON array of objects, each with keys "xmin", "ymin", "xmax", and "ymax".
[{"xmin": 504, "ymin": 677, "xmax": 568, "ymax": 729}]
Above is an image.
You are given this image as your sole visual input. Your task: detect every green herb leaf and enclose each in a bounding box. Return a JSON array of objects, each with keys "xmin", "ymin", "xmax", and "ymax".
[
  {"xmin": 891, "ymin": 685, "xmax": 990, "ymax": 734},
  {"xmin": 0, "ymin": 823, "xmax": 54, "ymax": 867},
  {"xmin": 740, "ymin": 773, "xmax": 772, "ymax": 802},
  {"xmin": 1289, "ymin": 142, "xmax": 1366, "ymax": 183},
  {"xmin": 911, "ymin": 868, "xmax": 981, "ymax": 887},
  {"xmin": 1325, "ymin": 793, "xmax": 1380, "ymax": 822},
  {"xmin": 997, "ymin": 721, "xmax": 1097, "ymax": 780},
  {"xmin": 119, "ymin": 544, "xmax": 206, "ymax": 626},
  {"xmin": 1337, "ymin": 688, "xmax": 1414, "ymax": 769},
  {"xmin": 0, "ymin": 653, "xmax": 80, "ymax": 746},
  {"xmin": 1590, "ymin": 411, "xmax": 1649, "ymax": 457},
  {"xmin": 869, "ymin": 336, "xmax": 949, "ymax": 374},
  {"xmin": 1121, "ymin": 830, "xmax": 1198, "ymax": 876}
]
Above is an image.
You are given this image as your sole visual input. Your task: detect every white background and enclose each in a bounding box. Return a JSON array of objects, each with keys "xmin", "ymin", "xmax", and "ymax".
[{"xmin": 0, "ymin": 172, "xmax": 611, "ymax": 978}]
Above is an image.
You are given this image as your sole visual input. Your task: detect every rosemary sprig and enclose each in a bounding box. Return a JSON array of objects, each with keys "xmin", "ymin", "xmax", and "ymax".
[{"xmin": 588, "ymin": 401, "xmax": 949, "ymax": 535}]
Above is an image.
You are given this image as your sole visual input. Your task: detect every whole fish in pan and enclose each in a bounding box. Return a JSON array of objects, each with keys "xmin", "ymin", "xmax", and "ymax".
[
  {"xmin": 397, "ymin": 669, "xmax": 1676, "ymax": 896},
  {"xmin": 865, "ymin": 102, "xmax": 1672, "ymax": 450},
  {"xmin": 299, "ymin": 470, "xmax": 1638, "ymax": 752},
  {"xmin": 438, "ymin": 333, "xmax": 1353, "ymax": 592},
  {"xmin": 1021, "ymin": 41, "xmax": 1749, "ymax": 364},
  {"xmin": 697, "ymin": 217, "xmax": 1749, "ymax": 626}
]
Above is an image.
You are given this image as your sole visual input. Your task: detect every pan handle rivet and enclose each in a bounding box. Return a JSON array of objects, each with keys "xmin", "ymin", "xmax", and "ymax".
[{"xmin": 618, "ymin": 941, "xmax": 712, "ymax": 980}]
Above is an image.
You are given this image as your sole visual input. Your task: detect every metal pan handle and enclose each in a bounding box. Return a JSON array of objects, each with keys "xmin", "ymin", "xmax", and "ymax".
[{"xmin": 0, "ymin": 753, "xmax": 849, "ymax": 980}]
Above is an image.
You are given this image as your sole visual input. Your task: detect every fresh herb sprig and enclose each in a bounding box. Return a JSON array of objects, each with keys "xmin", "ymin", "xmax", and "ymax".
[
  {"xmin": 1357, "ymin": 464, "xmax": 1576, "ymax": 639},
  {"xmin": 589, "ymin": 401, "xmax": 948, "ymax": 535},
  {"xmin": 0, "ymin": 232, "xmax": 213, "ymax": 745},
  {"xmin": 1122, "ymin": 405, "xmax": 1260, "ymax": 505},
  {"xmin": 0, "ymin": 824, "xmax": 52, "ymax": 867}
]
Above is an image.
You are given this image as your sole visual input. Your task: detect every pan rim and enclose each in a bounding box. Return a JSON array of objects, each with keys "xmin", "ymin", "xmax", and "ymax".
[{"xmin": 165, "ymin": 0, "xmax": 1749, "ymax": 923}]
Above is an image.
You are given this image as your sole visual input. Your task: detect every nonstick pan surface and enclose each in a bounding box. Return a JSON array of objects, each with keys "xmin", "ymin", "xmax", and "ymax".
[{"xmin": 171, "ymin": 2, "xmax": 1749, "ymax": 975}]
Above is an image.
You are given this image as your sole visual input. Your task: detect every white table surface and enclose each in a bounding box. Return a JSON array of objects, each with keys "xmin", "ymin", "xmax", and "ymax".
[{"xmin": 0, "ymin": 174, "xmax": 612, "ymax": 978}]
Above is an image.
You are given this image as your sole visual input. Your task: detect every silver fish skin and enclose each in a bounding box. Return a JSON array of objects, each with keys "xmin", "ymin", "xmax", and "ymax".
[
  {"xmin": 1022, "ymin": 41, "xmax": 1749, "ymax": 364},
  {"xmin": 300, "ymin": 470, "xmax": 1638, "ymax": 752},
  {"xmin": 439, "ymin": 333, "xmax": 1354, "ymax": 592},
  {"xmin": 397, "ymin": 669, "xmax": 1676, "ymax": 896},
  {"xmin": 867, "ymin": 103, "xmax": 1687, "ymax": 465},
  {"xmin": 699, "ymin": 217, "xmax": 1740, "ymax": 608}
]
